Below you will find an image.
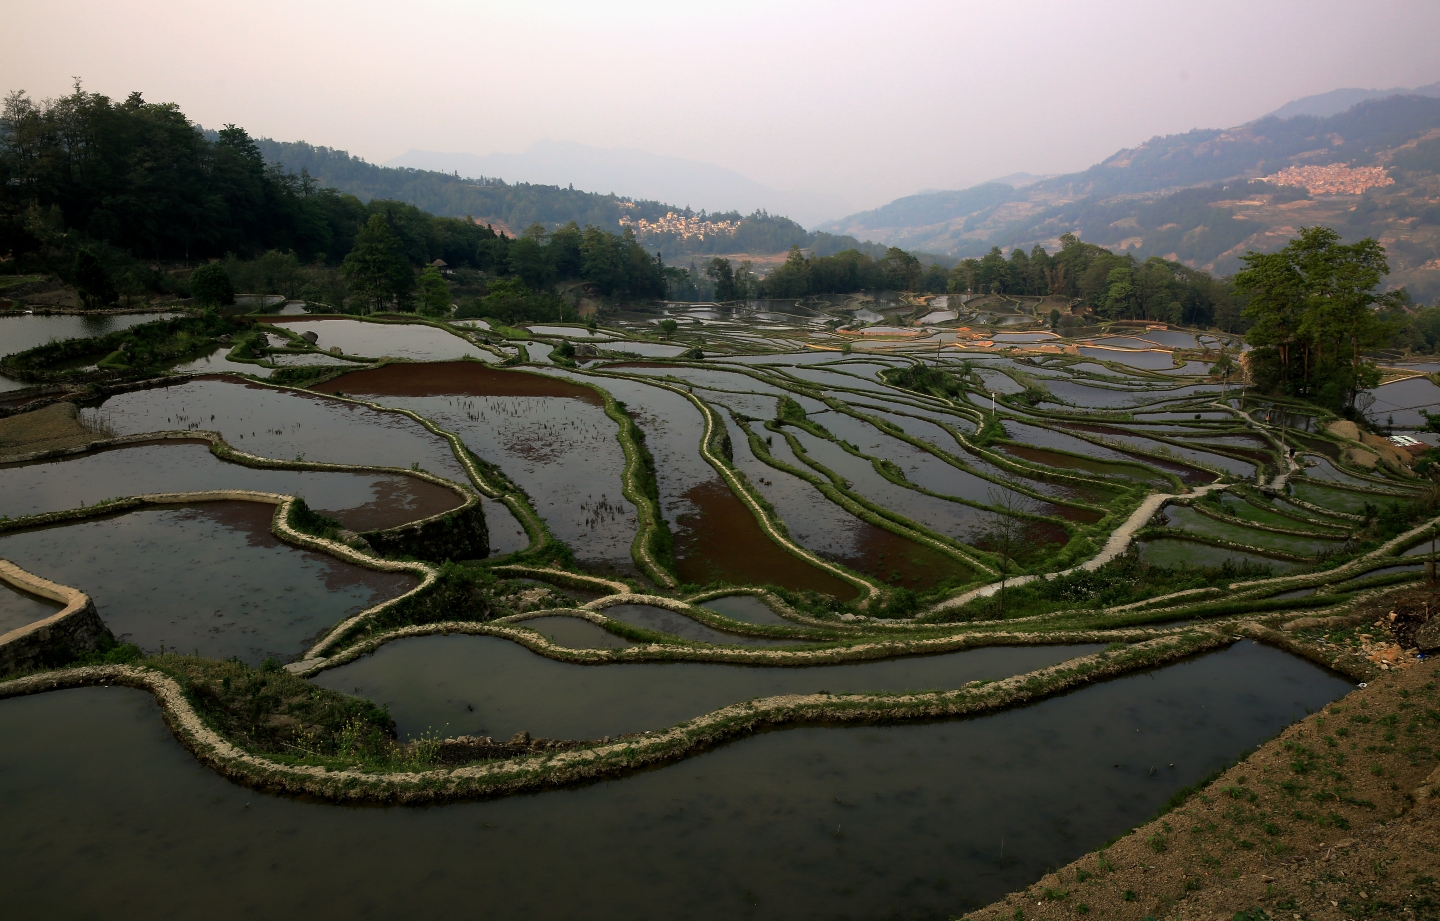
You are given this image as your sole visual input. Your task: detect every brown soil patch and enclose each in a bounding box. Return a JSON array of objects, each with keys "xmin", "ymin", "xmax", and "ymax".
[
  {"xmin": 672, "ymin": 479, "xmax": 861, "ymax": 601},
  {"xmin": 0, "ymin": 402, "xmax": 93, "ymax": 460},
  {"xmin": 966, "ymin": 658, "xmax": 1440, "ymax": 921},
  {"xmin": 314, "ymin": 361, "xmax": 602, "ymax": 404}
]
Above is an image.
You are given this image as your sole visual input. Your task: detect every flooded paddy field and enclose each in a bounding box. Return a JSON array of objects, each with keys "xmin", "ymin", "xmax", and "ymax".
[
  {"xmin": 315, "ymin": 632, "xmax": 1106, "ymax": 740},
  {"xmin": 268, "ymin": 318, "xmax": 492, "ymax": 362},
  {"xmin": 698, "ymin": 593, "xmax": 794, "ymax": 625},
  {"xmin": 727, "ymin": 418, "xmax": 974, "ymax": 589},
  {"xmin": 3, "ymin": 643, "xmax": 1351, "ymax": 920},
  {"xmin": 1137, "ymin": 538, "xmax": 1298, "ymax": 573},
  {"xmin": 601, "ymin": 602, "xmax": 800, "ymax": 646},
  {"xmin": 167, "ymin": 343, "xmax": 276, "ymax": 376},
  {"xmin": 0, "ymin": 501, "xmax": 416, "ymax": 663},
  {"xmin": 315, "ymin": 363, "xmax": 638, "ymax": 573},
  {"xmin": 83, "ymin": 377, "xmax": 470, "ymax": 483},
  {"xmin": 0, "ymin": 311, "xmax": 181, "ymax": 357},
  {"xmin": 549, "ymin": 369, "xmax": 858, "ymax": 594},
  {"xmin": 1160, "ymin": 505, "xmax": 1342, "ymax": 556},
  {"xmin": 0, "ymin": 441, "xmax": 461, "ymax": 530},
  {"xmin": 1, "ymin": 306, "xmax": 1413, "ymax": 919},
  {"xmin": 0, "ymin": 580, "xmax": 60, "ymax": 634},
  {"xmin": 786, "ymin": 427, "xmax": 1007, "ymax": 541}
]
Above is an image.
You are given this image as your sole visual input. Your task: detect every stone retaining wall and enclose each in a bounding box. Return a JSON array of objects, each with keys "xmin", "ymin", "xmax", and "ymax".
[{"xmin": 0, "ymin": 560, "xmax": 112, "ymax": 677}]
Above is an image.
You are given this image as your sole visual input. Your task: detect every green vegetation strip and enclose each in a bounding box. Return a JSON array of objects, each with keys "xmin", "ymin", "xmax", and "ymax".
[
  {"xmin": 584, "ymin": 377, "xmax": 677, "ymax": 587},
  {"xmin": 747, "ymin": 419, "xmax": 996, "ymax": 577},
  {"xmin": 831, "ymin": 401, "xmax": 1110, "ymax": 518}
]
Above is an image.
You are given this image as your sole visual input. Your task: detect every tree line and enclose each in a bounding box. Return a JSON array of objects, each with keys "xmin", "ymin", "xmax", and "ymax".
[
  {"xmin": 251, "ymin": 139, "xmax": 898, "ymax": 263},
  {"xmin": 946, "ymin": 234, "xmax": 1240, "ymax": 329},
  {"xmin": 660, "ymin": 245, "xmax": 951, "ymax": 302},
  {"xmin": 0, "ymin": 84, "xmax": 670, "ymax": 316}
]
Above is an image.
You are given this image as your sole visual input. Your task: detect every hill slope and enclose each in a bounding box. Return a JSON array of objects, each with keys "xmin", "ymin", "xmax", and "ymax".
[
  {"xmin": 1265, "ymin": 80, "xmax": 1440, "ymax": 120},
  {"xmin": 386, "ymin": 140, "xmax": 851, "ymax": 227},
  {"xmin": 818, "ymin": 95, "xmax": 1440, "ymax": 301},
  {"xmin": 255, "ymin": 138, "xmax": 889, "ymax": 263}
]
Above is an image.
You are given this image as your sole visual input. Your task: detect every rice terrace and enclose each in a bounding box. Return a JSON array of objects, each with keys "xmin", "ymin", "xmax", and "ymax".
[
  {"xmin": 4, "ymin": 279, "xmax": 1438, "ymax": 917},
  {"xmin": 5, "ymin": 54, "xmax": 1440, "ymax": 921}
]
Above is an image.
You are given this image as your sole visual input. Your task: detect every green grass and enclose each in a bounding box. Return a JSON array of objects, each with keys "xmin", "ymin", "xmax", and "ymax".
[
  {"xmin": 0, "ymin": 274, "xmax": 47, "ymax": 291},
  {"xmin": 921, "ymin": 552, "xmax": 1274, "ymax": 624},
  {"xmin": 1218, "ymin": 493, "xmax": 1344, "ymax": 533},
  {"xmin": 1164, "ymin": 506, "xmax": 1343, "ymax": 556},
  {"xmin": 1291, "ymin": 481, "xmax": 1383, "ymax": 514}
]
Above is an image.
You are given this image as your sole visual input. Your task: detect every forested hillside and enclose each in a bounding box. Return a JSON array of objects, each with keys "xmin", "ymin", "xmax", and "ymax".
[
  {"xmin": 0, "ymin": 85, "xmax": 924, "ymax": 315},
  {"xmin": 0, "ymin": 86, "xmax": 670, "ymax": 311},
  {"xmin": 253, "ymin": 138, "xmax": 891, "ymax": 262},
  {"xmin": 822, "ymin": 95, "xmax": 1440, "ymax": 302}
]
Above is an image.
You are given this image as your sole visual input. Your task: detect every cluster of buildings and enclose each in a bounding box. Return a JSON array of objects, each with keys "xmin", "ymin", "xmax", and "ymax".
[
  {"xmin": 618, "ymin": 211, "xmax": 739, "ymax": 240},
  {"xmin": 1261, "ymin": 164, "xmax": 1395, "ymax": 195}
]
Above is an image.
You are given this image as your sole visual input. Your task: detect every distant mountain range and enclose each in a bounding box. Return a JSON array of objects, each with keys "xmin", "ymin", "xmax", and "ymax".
[
  {"xmin": 1264, "ymin": 81, "xmax": 1440, "ymax": 120},
  {"xmin": 817, "ymin": 92, "xmax": 1440, "ymax": 302},
  {"xmin": 386, "ymin": 140, "xmax": 852, "ymax": 227}
]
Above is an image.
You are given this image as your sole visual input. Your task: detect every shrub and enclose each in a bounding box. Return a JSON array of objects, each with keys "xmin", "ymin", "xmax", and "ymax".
[
  {"xmin": 73, "ymin": 248, "xmax": 116, "ymax": 308},
  {"xmin": 190, "ymin": 262, "xmax": 235, "ymax": 307}
]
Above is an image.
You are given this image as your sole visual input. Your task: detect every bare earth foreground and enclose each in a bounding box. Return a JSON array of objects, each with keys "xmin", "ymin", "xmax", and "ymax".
[
  {"xmin": 0, "ymin": 402, "xmax": 94, "ymax": 460},
  {"xmin": 967, "ymin": 659, "xmax": 1440, "ymax": 921}
]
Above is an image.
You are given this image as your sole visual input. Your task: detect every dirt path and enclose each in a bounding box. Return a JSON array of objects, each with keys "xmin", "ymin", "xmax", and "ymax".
[{"xmin": 929, "ymin": 483, "xmax": 1227, "ymax": 613}]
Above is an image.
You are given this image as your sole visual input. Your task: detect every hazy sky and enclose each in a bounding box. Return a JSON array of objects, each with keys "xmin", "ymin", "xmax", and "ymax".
[{"xmin": 7, "ymin": 0, "xmax": 1440, "ymax": 214}]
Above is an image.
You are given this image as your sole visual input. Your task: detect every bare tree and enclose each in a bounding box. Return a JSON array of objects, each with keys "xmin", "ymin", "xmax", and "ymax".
[{"xmin": 969, "ymin": 487, "xmax": 1042, "ymax": 619}]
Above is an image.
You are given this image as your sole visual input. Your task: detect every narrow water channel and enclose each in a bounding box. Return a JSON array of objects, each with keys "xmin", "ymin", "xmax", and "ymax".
[
  {"xmin": 0, "ymin": 642, "xmax": 1351, "ymax": 920},
  {"xmin": 311, "ymin": 635, "xmax": 1105, "ymax": 740}
]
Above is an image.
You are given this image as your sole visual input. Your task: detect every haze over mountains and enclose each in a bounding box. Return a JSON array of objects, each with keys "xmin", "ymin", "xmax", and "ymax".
[
  {"xmin": 252, "ymin": 80, "xmax": 1440, "ymax": 302},
  {"xmin": 817, "ymin": 91, "xmax": 1440, "ymax": 302},
  {"xmin": 1263, "ymin": 81, "xmax": 1440, "ymax": 120},
  {"xmin": 386, "ymin": 141, "xmax": 851, "ymax": 227}
]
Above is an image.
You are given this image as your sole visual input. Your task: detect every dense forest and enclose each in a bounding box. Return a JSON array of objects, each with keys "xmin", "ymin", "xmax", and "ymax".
[
  {"xmin": 0, "ymin": 86, "xmax": 502, "ymax": 269},
  {"xmin": 947, "ymin": 234, "xmax": 1240, "ymax": 329},
  {"xmin": 0, "ymin": 85, "xmax": 675, "ymax": 315},
  {"xmin": 0, "ymin": 85, "xmax": 949, "ymax": 317}
]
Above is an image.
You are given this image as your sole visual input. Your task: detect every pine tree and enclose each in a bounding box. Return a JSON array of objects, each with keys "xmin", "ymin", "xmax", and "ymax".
[{"xmin": 343, "ymin": 214, "xmax": 413, "ymax": 313}]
